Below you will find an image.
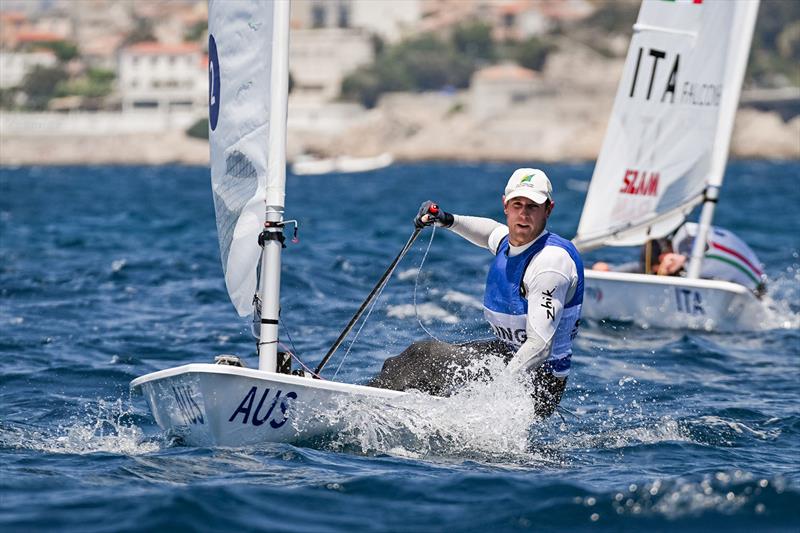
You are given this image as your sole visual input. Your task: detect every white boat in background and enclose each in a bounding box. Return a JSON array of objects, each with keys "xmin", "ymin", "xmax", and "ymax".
[
  {"xmin": 291, "ymin": 152, "xmax": 393, "ymax": 175},
  {"xmin": 131, "ymin": 1, "xmax": 407, "ymax": 447},
  {"xmin": 573, "ymin": 0, "xmax": 766, "ymax": 331}
]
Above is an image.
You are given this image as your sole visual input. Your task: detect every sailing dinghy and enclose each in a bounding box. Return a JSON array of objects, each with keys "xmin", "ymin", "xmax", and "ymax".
[
  {"xmin": 131, "ymin": 1, "xmax": 409, "ymax": 447},
  {"xmin": 573, "ymin": 0, "xmax": 766, "ymax": 332}
]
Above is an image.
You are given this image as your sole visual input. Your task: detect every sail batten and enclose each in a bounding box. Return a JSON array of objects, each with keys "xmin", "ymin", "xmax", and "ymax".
[
  {"xmin": 574, "ymin": 0, "xmax": 759, "ymax": 250},
  {"xmin": 632, "ymin": 23, "xmax": 697, "ymax": 37}
]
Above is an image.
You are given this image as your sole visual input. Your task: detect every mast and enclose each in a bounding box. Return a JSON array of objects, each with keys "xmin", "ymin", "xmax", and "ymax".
[
  {"xmin": 258, "ymin": 0, "xmax": 291, "ymax": 371},
  {"xmin": 687, "ymin": 0, "xmax": 759, "ymax": 279}
]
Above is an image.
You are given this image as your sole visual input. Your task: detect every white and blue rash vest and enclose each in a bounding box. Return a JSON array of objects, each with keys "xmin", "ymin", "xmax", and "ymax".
[{"xmin": 483, "ymin": 232, "xmax": 584, "ymax": 377}]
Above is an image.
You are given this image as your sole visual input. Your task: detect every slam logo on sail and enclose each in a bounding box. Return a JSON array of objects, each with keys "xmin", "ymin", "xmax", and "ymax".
[{"xmin": 619, "ymin": 169, "xmax": 659, "ymax": 196}]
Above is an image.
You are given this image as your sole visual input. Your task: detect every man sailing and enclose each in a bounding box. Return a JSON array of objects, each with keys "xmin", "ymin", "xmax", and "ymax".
[{"xmin": 369, "ymin": 168, "xmax": 583, "ymax": 418}]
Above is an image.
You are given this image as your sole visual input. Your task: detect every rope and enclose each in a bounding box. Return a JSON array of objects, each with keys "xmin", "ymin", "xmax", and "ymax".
[
  {"xmin": 328, "ymin": 224, "xmax": 446, "ymax": 378},
  {"xmin": 278, "ymin": 342, "xmax": 324, "ymax": 379},
  {"xmin": 277, "ymin": 316, "xmax": 325, "ymax": 379},
  {"xmin": 331, "ymin": 266, "xmax": 392, "ymax": 379},
  {"xmin": 332, "ymin": 225, "xmax": 441, "ymax": 378},
  {"xmin": 413, "ymin": 225, "xmax": 447, "ymax": 343}
]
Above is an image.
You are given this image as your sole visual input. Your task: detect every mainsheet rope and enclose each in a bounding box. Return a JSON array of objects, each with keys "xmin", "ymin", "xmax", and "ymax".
[
  {"xmin": 412, "ymin": 226, "xmax": 446, "ymax": 343},
  {"xmin": 331, "ymin": 225, "xmax": 444, "ymax": 379}
]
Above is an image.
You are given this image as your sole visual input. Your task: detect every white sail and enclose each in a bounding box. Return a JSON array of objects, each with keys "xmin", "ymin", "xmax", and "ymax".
[
  {"xmin": 208, "ymin": 0, "xmax": 279, "ymax": 316},
  {"xmin": 574, "ymin": 0, "xmax": 759, "ymax": 252}
]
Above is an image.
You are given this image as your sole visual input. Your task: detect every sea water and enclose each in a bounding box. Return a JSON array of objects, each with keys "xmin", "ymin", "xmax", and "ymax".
[{"xmin": 1, "ymin": 161, "xmax": 798, "ymax": 531}]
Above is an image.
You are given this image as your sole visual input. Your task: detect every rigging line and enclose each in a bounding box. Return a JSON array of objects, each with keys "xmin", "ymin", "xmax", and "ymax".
[
  {"xmin": 331, "ymin": 269, "xmax": 392, "ymax": 379},
  {"xmin": 279, "ymin": 315, "xmax": 302, "ymax": 359},
  {"xmin": 278, "ymin": 342, "xmax": 324, "ymax": 379},
  {"xmin": 332, "ymin": 226, "xmax": 430, "ymax": 379},
  {"xmin": 413, "ymin": 225, "xmax": 446, "ymax": 342},
  {"xmin": 315, "ymin": 228, "xmax": 422, "ymax": 375}
]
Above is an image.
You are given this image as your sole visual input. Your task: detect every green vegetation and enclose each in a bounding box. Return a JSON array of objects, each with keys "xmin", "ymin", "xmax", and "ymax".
[
  {"xmin": 749, "ymin": 0, "xmax": 800, "ymax": 86},
  {"xmin": 185, "ymin": 20, "xmax": 208, "ymax": 42},
  {"xmin": 123, "ymin": 17, "xmax": 156, "ymax": 46},
  {"xmin": 452, "ymin": 21, "xmax": 496, "ymax": 63},
  {"xmin": 37, "ymin": 40, "xmax": 79, "ymax": 62},
  {"xmin": 19, "ymin": 66, "xmax": 68, "ymax": 110},
  {"xmin": 513, "ymin": 37, "xmax": 556, "ymax": 71},
  {"xmin": 0, "ymin": 88, "xmax": 16, "ymax": 109},
  {"xmin": 342, "ymin": 32, "xmax": 476, "ymax": 108},
  {"xmin": 341, "ymin": 21, "xmax": 557, "ymax": 108},
  {"xmin": 576, "ymin": 1, "xmax": 638, "ymax": 35},
  {"xmin": 57, "ymin": 68, "xmax": 115, "ymax": 99},
  {"xmin": 186, "ymin": 118, "xmax": 208, "ymax": 139}
]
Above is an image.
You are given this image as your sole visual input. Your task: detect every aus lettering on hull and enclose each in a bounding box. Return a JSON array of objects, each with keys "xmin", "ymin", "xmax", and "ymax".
[
  {"xmin": 172, "ymin": 385, "xmax": 204, "ymax": 425},
  {"xmin": 228, "ymin": 386, "xmax": 298, "ymax": 428}
]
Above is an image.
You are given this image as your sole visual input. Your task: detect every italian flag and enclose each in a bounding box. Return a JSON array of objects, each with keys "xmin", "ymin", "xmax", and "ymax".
[{"xmin": 706, "ymin": 241, "xmax": 763, "ymax": 285}]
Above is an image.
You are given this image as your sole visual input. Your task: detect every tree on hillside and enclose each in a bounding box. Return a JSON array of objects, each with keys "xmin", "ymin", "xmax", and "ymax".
[
  {"xmin": 577, "ymin": 1, "xmax": 639, "ymax": 34},
  {"xmin": 452, "ymin": 21, "xmax": 495, "ymax": 63},
  {"xmin": 342, "ymin": 32, "xmax": 479, "ymax": 108},
  {"xmin": 57, "ymin": 68, "xmax": 115, "ymax": 99},
  {"xmin": 123, "ymin": 17, "xmax": 156, "ymax": 46},
  {"xmin": 37, "ymin": 40, "xmax": 79, "ymax": 63},
  {"xmin": 20, "ymin": 66, "xmax": 68, "ymax": 110},
  {"xmin": 515, "ymin": 37, "xmax": 555, "ymax": 71},
  {"xmin": 185, "ymin": 20, "xmax": 207, "ymax": 42},
  {"xmin": 748, "ymin": 0, "xmax": 800, "ymax": 86}
]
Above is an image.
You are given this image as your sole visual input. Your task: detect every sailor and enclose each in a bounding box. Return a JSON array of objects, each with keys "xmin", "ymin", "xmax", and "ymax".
[
  {"xmin": 369, "ymin": 168, "xmax": 583, "ymax": 418},
  {"xmin": 592, "ymin": 237, "xmax": 680, "ymax": 276},
  {"xmin": 592, "ymin": 223, "xmax": 767, "ymax": 296}
]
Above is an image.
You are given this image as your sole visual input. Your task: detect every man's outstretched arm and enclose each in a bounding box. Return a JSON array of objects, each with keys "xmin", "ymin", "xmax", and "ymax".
[{"xmin": 413, "ymin": 200, "xmax": 505, "ymax": 252}]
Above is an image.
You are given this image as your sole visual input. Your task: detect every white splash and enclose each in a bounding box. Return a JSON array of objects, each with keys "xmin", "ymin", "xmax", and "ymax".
[
  {"xmin": 1, "ymin": 399, "xmax": 159, "ymax": 456},
  {"xmin": 386, "ymin": 303, "xmax": 459, "ymax": 324},
  {"xmin": 555, "ymin": 416, "xmax": 689, "ymax": 451},
  {"xmin": 397, "ymin": 268, "xmax": 419, "ymax": 281},
  {"xmin": 443, "ymin": 290, "xmax": 483, "ymax": 309},
  {"xmin": 694, "ymin": 415, "xmax": 781, "ymax": 441},
  {"xmin": 759, "ymin": 267, "xmax": 800, "ymax": 329},
  {"xmin": 293, "ymin": 357, "xmax": 554, "ymax": 463}
]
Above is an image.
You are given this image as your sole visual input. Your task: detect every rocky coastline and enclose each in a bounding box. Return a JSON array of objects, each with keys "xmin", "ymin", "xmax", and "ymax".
[{"xmin": 1, "ymin": 100, "xmax": 798, "ymax": 167}]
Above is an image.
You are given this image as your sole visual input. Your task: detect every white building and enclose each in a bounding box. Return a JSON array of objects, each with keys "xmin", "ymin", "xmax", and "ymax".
[
  {"xmin": 0, "ymin": 50, "xmax": 58, "ymax": 89},
  {"xmin": 349, "ymin": 0, "xmax": 421, "ymax": 43},
  {"xmin": 470, "ymin": 63, "xmax": 546, "ymax": 120},
  {"xmin": 287, "ymin": 1, "xmax": 423, "ymax": 103},
  {"xmin": 290, "ymin": 28, "xmax": 373, "ymax": 103},
  {"xmin": 292, "ymin": 0, "xmax": 421, "ymax": 43},
  {"xmin": 117, "ymin": 41, "xmax": 206, "ymax": 112}
]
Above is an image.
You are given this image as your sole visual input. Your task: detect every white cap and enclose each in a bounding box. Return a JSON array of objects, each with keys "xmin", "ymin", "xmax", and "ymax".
[{"xmin": 504, "ymin": 168, "xmax": 552, "ymax": 205}]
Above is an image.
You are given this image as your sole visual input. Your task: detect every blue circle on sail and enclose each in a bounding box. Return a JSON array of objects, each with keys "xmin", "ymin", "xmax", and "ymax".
[{"xmin": 208, "ymin": 34, "xmax": 221, "ymax": 131}]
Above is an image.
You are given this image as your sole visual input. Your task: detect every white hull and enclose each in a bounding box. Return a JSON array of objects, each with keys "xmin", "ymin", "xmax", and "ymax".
[
  {"xmin": 582, "ymin": 270, "xmax": 766, "ymax": 332},
  {"xmin": 131, "ymin": 364, "xmax": 404, "ymax": 447},
  {"xmin": 292, "ymin": 153, "xmax": 393, "ymax": 175}
]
